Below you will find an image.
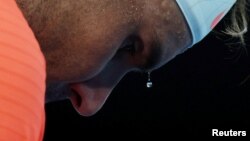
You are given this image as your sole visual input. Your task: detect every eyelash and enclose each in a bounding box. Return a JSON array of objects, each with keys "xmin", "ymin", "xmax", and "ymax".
[
  {"xmin": 118, "ymin": 36, "xmax": 150, "ymax": 71},
  {"xmin": 120, "ymin": 40, "xmax": 137, "ymax": 55},
  {"xmin": 119, "ymin": 36, "xmax": 143, "ymax": 55}
]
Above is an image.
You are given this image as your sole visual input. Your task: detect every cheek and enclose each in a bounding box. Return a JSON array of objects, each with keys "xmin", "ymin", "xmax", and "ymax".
[
  {"xmin": 45, "ymin": 42, "xmax": 118, "ymax": 83},
  {"xmin": 45, "ymin": 16, "xmax": 133, "ymax": 82}
]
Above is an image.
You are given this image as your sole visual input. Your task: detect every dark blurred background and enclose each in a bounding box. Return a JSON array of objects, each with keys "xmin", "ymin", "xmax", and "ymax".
[{"xmin": 44, "ymin": 11, "xmax": 250, "ymax": 139}]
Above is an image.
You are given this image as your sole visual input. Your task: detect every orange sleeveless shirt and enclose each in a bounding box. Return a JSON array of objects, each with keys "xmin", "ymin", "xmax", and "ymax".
[{"xmin": 0, "ymin": 0, "xmax": 46, "ymax": 140}]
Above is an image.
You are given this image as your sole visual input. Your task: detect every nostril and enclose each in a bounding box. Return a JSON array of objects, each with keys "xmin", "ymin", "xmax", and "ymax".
[
  {"xmin": 69, "ymin": 83, "xmax": 113, "ymax": 116},
  {"xmin": 70, "ymin": 88, "xmax": 82, "ymax": 108}
]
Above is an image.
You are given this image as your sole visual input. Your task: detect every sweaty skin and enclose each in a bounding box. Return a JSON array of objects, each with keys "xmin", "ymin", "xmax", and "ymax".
[{"xmin": 16, "ymin": 0, "xmax": 191, "ymax": 116}]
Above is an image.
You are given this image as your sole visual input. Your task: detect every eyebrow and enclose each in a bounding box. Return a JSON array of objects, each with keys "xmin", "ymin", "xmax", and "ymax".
[{"xmin": 139, "ymin": 33, "xmax": 163, "ymax": 72}]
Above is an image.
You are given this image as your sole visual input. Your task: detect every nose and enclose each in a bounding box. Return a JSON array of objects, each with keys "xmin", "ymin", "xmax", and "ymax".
[
  {"xmin": 69, "ymin": 61, "xmax": 129, "ymax": 116},
  {"xmin": 69, "ymin": 82, "xmax": 112, "ymax": 116}
]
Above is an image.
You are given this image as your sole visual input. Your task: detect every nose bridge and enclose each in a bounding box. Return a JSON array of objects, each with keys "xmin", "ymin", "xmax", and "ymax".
[{"xmin": 86, "ymin": 60, "xmax": 131, "ymax": 89}]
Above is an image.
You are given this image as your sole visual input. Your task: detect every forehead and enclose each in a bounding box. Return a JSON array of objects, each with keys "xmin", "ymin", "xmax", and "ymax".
[{"xmin": 147, "ymin": 0, "xmax": 192, "ymax": 70}]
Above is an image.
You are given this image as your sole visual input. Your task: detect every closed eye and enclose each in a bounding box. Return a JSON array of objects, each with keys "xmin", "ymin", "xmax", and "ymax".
[
  {"xmin": 118, "ymin": 35, "xmax": 143, "ymax": 55},
  {"xmin": 117, "ymin": 34, "xmax": 162, "ymax": 72}
]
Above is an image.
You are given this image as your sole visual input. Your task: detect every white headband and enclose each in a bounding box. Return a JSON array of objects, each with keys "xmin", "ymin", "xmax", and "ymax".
[{"xmin": 176, "ymin": 0, "xmax": 236, "ymax": 47}]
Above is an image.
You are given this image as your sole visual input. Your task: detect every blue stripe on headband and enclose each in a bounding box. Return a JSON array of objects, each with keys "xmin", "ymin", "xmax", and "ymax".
[{"xmin": 176, "ymin": 0, "xmax": 236, "ymax": 47}]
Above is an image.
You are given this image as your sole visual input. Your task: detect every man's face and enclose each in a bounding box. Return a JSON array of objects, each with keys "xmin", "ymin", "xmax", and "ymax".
[{"xmin": 33, "ymin": 0, "xmax": 191, "ymax": 116}]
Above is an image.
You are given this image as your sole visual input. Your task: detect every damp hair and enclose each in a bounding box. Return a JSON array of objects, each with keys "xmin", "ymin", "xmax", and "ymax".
[{"xmin": 224, "ymin": 0, "xmax": 249, "ymax": 45}]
